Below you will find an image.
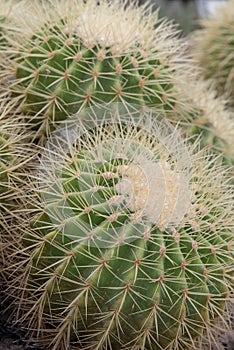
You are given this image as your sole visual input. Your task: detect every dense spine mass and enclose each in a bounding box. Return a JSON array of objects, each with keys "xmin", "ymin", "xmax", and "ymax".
[
  {"xmin": 13, "ymin": 18, "xmax": 175, "ymax": 134},
  {"xmin": 0, "ymin": 2, "xmax": 233, "ymax": 350},
  {"xmin": 17, "ymin": 109, "xmax": 234, "ymax": 350},
  {"xmin": 0, "ymin": 100, "xmax": 33, "ymax": 281},
  {"xmin": 4, "ymin": 0, "xmax": 231, "ymax": 169}
]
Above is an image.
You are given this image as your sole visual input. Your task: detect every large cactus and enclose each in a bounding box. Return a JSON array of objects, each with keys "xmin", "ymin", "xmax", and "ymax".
[
  {"xmin": 192, "ymin": 0, "xmax": 234, "ymax": 109},
  {"xmin": 10, "ymin": 105, "xmax": 234, "ymax": 350}
]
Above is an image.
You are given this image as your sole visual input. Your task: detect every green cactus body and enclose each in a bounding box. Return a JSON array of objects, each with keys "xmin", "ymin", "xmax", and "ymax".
[
  {"xmin": 14, "ymin": 22, "xmax": 173, "ymax": 133},
  {"xmin": 7, "ymin": 0, "xmax": 233, "ymax": 172},
  {"xmin": 6, "ymin": 0, "xmax": 194, "ymax": 138},
  {"xmin": 20, "ymin": 108, "xmax": 234, "ymax": 350},
  {"xmin": 193, "ymin": 0, "xmax": 234, "ymax": 108}
]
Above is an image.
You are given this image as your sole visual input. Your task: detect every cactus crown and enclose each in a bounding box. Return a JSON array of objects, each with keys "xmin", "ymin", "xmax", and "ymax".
[{"xmin": 14, "ymin": 106, "xmax": 234, "ymax": 350}]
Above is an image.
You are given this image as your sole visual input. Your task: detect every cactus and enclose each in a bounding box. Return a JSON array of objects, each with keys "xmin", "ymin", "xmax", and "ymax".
[
  {"xmin": 9, "ymin": 105, "xmax": 234, "ymax": 350},
  {"xmin": 171, "ymin": 78, "xmax": 234, "ymax": 168},
  {"xmin": 192, "ymin": 0, "xmax": 234, "ymax": 108},
  {"xmin": 0, "ymin": 106, "xmax": 21, "ymax": 212},
  {"xmin": 4, "ymin": 0, "xmax": 196, "ymax": 137},
  {"xmin": 3, "ymin": 0, "xmax": 232, "ymax": 170},
  {"xmin": 0, "ymin": 100, "xmax": 33, "ymax": 281}
]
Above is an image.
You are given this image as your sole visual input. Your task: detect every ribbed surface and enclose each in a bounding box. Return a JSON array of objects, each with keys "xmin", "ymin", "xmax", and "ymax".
[
  {"xmin": 25, "ymin": 150, "xmax": 234, "ymax": 350},
  {"xmin": 14, "ymin": 20, "xmax": 174, "ymax": 133}
]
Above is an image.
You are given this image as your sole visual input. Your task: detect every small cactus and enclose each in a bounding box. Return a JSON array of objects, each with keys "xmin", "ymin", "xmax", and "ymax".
[
  {"xmin": 192, "ymin": 0, "xmax": 234, "ymax": 108},
  {"xmin": 9, "ymin": 105, "xmax": 234, "ymax": 350}
]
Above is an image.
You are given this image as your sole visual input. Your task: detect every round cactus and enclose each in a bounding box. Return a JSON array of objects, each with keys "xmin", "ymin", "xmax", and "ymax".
[
  {"xmin": 192, "ymin": 0, "xmax": 234, "ymax": 108},
  {"xmin": 4, "ymin": 0, "xmax": 195, "ymax": 137},
  {"xmin": 9, "ymin": 105, "xmax": 234, "ymax": 350},
  {"xmin": 4, "ymin": 0, "xmax": 233, "ymax": 170}
]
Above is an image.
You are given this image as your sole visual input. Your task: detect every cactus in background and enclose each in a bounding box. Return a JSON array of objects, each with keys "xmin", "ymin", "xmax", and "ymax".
[
  {"xmin": 0, "ymin": 106, "xmax": 23, "ymax": 212},
  {"xmin": 4, "ymin": 0, "xmax": 195, "ymax": 137},
  {"xmin": 0, "ymin": 100, "xmax": 33, "ymax": 281},
  {"xmin": 9, "ymin": 105, "xmax": 234, "ymax": 350},
  {"xmin": 171, "ymin": 78, "xmax": 234, "ymax": 168},
  {"xmin": 192, "ymin": 0, "xmax": 234, "ymax": 108},
  {"xmin": 0, "ymin": 15, "xmax": 6, "ymax": 48}
]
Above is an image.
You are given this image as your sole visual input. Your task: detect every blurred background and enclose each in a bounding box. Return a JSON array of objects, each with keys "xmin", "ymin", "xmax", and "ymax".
[{"xmin": 135, "ymin": 0, "xmax": 230, "ymax": 34}]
